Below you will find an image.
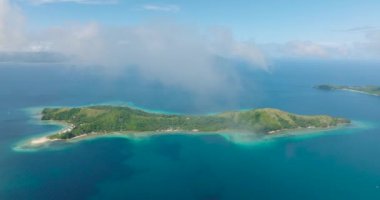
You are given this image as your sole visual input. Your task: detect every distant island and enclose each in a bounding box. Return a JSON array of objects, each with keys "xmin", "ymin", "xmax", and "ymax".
[
  {"xmin": 24, "ymin": 106, "xmax": 350, "ymax": 145},
  {"xmin": 315, "ymin": 84, "xmax": 380, "ymax": 96}
]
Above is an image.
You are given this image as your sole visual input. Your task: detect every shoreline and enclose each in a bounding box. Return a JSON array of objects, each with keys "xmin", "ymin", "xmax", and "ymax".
[
  {"xmin": 15, "ymin": 104, "xmax": 354, "ymax": 150},
  {"xmin": 14, "ymin": 103, "xmax": 194, "ymax": 150},
  {"xmin": 340, "ymin": 88, "xmax": 380, "ymax": 97},
  {"xmin": 17, "ymin": 120, "xmax": 352, "ymax": 150}
]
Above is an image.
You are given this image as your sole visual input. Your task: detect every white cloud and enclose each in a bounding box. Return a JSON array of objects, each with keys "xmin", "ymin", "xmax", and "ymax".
[
  {"xmin": 0, "ymin": 0, "xmax": 267, "ymax": 96},
  {"xmin": 334, "ymin": 26, "xmax": 379, "ymax": 32},
  {"xmin": 35, "ymin": 22, "xmax": 267, "ymax": 94},
  {"xmin": 352, "ymin": 30, "xmax": 380, "ymax": 58},
  {"xmin": 141, "ymin": 4, "xmax": 180, "ymax": 12},
  {"xmin": 0, "ymin": 0, "xmax": 26, "ymax": 51},
  {"xmin": 210, "ymin": 28, "xmax": 267, "ymax": 68},
  {"xmin": 28, "ymin": 0, "xmax": 118, "ymax": 5},
  {"xmin": 284, "ymin": 41, "xmax": 330, "ymax": 58},
  {"xmin": 262, "ymin": 41, "xmax": 353, "ymax": 59},
  {"xmin": 261, "ymin": 27, "xmax": 380, "ymax": 60},
  {"xmin": 5, "ymin": 0, "xmax": 380, "ymax": 99},
  {"xmin": 364, "ymin": 30, "xmax": 380, "ymax": 53}
]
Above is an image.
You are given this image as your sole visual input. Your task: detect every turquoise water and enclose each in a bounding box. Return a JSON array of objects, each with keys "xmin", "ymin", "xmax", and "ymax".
[{"xmin": 1, "ymin": 60, "xmax": 380, "ymax": 199}]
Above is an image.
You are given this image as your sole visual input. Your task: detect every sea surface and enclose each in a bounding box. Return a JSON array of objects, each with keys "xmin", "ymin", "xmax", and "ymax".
[{"xmin": 1, "ymin": 60, "xmax": 380, "ymax": 199}]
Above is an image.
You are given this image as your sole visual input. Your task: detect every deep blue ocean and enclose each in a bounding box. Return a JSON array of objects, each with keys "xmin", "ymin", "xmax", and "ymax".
[{"xmin": 1, "ymin": 60, "xmax": 380, "ymax": 200}]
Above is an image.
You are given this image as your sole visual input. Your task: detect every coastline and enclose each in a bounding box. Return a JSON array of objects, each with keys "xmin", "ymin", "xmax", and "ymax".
[
  {"xmin": 17, "ymin": 119, "xmax": 353, "ymax": 150},
  {"xmin": 15, "ymin": 103, "xmax": 357, "ymax": 150},
  {"xmin": 340, "ymin": 88, "xmax": 380, "ymax": 97},
  {"xmin": 14, "ymin": 103, "xmax": 181, "ymax": 150}
]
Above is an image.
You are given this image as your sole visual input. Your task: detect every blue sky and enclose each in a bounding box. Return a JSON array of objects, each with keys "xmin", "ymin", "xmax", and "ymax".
[
  {"xmin": 1, "ymin": 0, "xmax": 380, "ymax": 64},
  {"xmin": 18, "ymin": 0, "xmax": 380, "ymax": 43}
]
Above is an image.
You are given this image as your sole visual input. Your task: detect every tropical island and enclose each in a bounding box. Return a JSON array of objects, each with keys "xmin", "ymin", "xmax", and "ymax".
[
  {"xmin": 315, "ymin": 84, "xmax": 380, "ymax": 96},
  {"xmin": 26, "ymin": 105, "xmax": 350, "ymax": 145}
]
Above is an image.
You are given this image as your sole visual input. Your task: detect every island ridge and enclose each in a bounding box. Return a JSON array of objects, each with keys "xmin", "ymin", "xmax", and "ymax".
[{"xmin": 40, "ymin": 105, "xmax": 350, "ymax": 140}]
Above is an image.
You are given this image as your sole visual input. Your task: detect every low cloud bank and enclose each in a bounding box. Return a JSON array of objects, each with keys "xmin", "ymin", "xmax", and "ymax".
[
  {"xmin": 0, "ymin": 0, "xmax": 267, "ymax": 96},
  {"xmin": 34, "ymin": 22, "xmax": 267, "ymax": 94}
]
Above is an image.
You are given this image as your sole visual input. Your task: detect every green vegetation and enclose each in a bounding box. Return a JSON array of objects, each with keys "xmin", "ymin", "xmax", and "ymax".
[
  {"xmin": 315, "ymin": 84, "xmax": 380, "ymax": 96},
  {"xmin": 41, "ymin": 106, "xmax": 350, "ymax": 140}
]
